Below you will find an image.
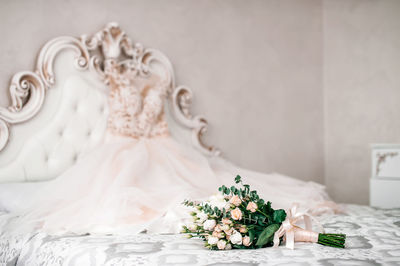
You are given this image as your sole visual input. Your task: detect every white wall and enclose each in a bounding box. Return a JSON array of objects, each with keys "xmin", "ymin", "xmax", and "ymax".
[
  {"xmin": 1, "ymin": 0, "xmax": 399, "ymax": 204},
  {"xmin": 323, "ymin": 0, "xmax": 400, "ymax": 204}
]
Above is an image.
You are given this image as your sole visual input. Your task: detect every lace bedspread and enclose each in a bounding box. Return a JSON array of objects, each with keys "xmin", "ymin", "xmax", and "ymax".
[{"xmin": 1, "ymin": 205, "xmax": 399, "ymax": 265}]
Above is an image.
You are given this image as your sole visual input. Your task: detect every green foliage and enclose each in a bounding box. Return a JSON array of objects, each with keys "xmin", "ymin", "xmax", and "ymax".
[
  {"xmin": 273, "ymin": 209, "xmax": 287, "ymax": 223},
  {"xmin": 235, "ymin": 175, "xmax": 242, "ymax": 184},
  {"xmin": 249, "ymin": 229, "xmax": 256, "ymax": 243},
  {"xmin": 255, "ymin": 224, "xmax": 280, "ymax": 247}
]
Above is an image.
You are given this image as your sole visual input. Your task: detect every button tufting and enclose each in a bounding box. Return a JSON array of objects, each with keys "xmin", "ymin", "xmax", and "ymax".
[{"xmin": 73, "ymin": 154, "xmax": 78, "ymax": 162}]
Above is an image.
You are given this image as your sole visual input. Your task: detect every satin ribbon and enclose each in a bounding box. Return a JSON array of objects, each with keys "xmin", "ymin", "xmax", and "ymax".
[{"xmin": 273, "ymin": 203, "xmax": 325, "ymax": 249}]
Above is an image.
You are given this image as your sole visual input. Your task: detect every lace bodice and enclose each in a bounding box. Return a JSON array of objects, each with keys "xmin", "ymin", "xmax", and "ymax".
[{"xmin": 104, "ymin": 60, "xmax": 169, "ymax": 138}]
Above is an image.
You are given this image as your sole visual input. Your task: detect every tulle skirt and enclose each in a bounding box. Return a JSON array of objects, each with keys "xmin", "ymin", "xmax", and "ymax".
[{"xmin": 2, "ymin": 132, "xmax": 335, "ymax": 236}]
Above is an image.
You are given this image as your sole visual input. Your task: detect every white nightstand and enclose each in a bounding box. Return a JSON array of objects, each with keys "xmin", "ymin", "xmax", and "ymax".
[{"xmin": 370, "ymin": 144, "xmax": 400, "ymax": 208}]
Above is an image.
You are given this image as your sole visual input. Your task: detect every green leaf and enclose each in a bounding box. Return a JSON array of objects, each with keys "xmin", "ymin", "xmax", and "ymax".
[
  {"xmin": 249, "ymin": 229, "xmax": 256, "ymax": 243},
  {"xmin": 273, "ymin": 209, "xmax": 287, "ymax": 223},
  {"xmin": 255, "ymin": 224, "xmax": 280, "ymax": 247},
  {"xmin": 235, "ymin": 175, "xmax": 241, "ymax": 184},
  {"xmin": 265, "ymin": 201, "xmax": 273, "ymax": 214}
]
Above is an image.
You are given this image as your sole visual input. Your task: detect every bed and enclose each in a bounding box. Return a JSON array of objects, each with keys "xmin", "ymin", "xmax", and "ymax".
[
  {"xmin": 0, "ymin": 23, "xmax": 399, "ymax": 265},
  {"xmin": 1, "ymin": 205, "xmax": 400, "ymax": 265}
]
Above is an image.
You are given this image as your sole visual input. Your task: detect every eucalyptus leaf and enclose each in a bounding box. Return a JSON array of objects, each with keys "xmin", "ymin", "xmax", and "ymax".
[{"xmin": 235, "ymin": 175, "xmax": 241, "ymax": 184}]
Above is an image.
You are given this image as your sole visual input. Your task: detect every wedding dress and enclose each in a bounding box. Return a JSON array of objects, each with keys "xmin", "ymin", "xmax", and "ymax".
[{"xmin": 2, "ymin": 59, "xmax": 337, "ymax": 236}]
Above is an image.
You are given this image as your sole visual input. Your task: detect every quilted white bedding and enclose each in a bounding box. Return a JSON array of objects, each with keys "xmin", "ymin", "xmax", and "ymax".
[{"xmin": 1, "ymin": 205, "xmax": 399, "ymax": 265}]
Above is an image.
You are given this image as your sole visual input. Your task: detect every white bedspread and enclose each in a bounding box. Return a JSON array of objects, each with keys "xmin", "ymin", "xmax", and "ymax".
[{"xmin": 1, "ymin": 205, "xmax": 399, "ymax": 265}]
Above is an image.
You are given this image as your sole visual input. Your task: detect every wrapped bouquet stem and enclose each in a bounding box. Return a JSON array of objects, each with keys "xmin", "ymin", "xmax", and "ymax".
[
  {"xmin": 273, "ymin": 203, "xmax": 345, "ymax": 249},
  {"xmin": 182, "ymin": 175, "xmax": 345, "ymax": 250}
]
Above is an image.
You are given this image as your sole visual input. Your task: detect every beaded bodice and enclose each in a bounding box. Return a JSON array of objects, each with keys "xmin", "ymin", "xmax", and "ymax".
[{"xmin": 104, "ymin": 60, "xmax": 169, "ymax": 138}]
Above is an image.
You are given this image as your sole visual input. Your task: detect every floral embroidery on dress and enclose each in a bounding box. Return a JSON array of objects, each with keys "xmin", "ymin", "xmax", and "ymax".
[{"xmin": 104, "ymin": 59, "xmax": 169, "ymax": 138}]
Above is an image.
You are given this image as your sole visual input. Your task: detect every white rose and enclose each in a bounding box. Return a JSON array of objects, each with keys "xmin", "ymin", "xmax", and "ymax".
[
  {"xmin": 230, "ymin": 208, "xmax": 243, "ymax": 221},
  {"xmin": 209, "ymin": 193, "xmax": 227, "ymax": 210},
  {"xmin": 230, "ymin": 231, "xmax": 243, "ymax": 245},
  {"xmin": 214, "ymin": 224, "xmax": 223, "ymax": 232},
  {"xmin": 222, "ymin": 218, "xmax": 232, "ymax": 225},
  {"xmin": 203, "ymin": 219, "xmax": 217, "ymax": 231},
  {"xmin": 208, "ymin": 236, "xmax": 219, "ymax": 245},
  {"xmin": 222, "ymin": 224, "xmax": 231, "ymax": 232},
  {"xmin": 229, "ymin": 195, "xmax": 242, "ymax": 206},
  {"xmin": 246, "ymin": 202, "xmax": 258, "ymax": 213},
  {"xmin": 224, "ymin": 228, "xmax": 234, "ymax": 236},
  {"xmin": 197, "ymin": 212, "xmax": 208, "ymax": 223},
  {"xmin": 217, "ymin": 240, "xmax": 227, "ymax": 250},
  {"xmin": 243, "ymin": 236, "xmax": 252, "ymax": 246},
  {"xmin": 225, "ymin": 243, "xmax": 232, "ymax": 250},
  {"xmin": 212, "ymin": 231, "xmax": 225, "ymax": 238}
]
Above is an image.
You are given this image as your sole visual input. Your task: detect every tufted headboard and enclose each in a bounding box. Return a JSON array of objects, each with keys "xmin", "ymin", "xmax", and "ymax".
[{"xmin": 0, "ymin": 22, "xmax": 219, "ymax": 183}]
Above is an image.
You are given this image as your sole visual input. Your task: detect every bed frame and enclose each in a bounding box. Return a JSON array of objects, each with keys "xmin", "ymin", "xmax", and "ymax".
[{"xmin": 0, "ymin": 22, "xmax": 219, "ymax": 182}]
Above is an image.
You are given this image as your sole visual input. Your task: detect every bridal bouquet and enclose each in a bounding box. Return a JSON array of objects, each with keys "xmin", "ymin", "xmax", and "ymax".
[{"xmin": 182, "ymin": 175, "xmax": 345, "ymax": 250}]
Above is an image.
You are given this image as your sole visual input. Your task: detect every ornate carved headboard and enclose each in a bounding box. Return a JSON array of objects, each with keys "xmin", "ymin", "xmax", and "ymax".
[{"xmin": 0, "ymin": 22, "xmax": 219, "ymax": 183}]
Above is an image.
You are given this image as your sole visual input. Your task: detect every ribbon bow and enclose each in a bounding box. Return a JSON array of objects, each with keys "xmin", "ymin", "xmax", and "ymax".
[{"xmin": 273, "ymin": 203, "xmax": 324, "ymax": 249}]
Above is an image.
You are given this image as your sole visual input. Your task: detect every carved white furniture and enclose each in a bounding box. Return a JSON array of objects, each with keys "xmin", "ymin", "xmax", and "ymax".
[
  {"xmin": 0, "ymin": 22, "xmax": 219, "ymax": 183},
  {"xmin": 370, "ymin": 144, "xmax": 400, "ymax": 208}
]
